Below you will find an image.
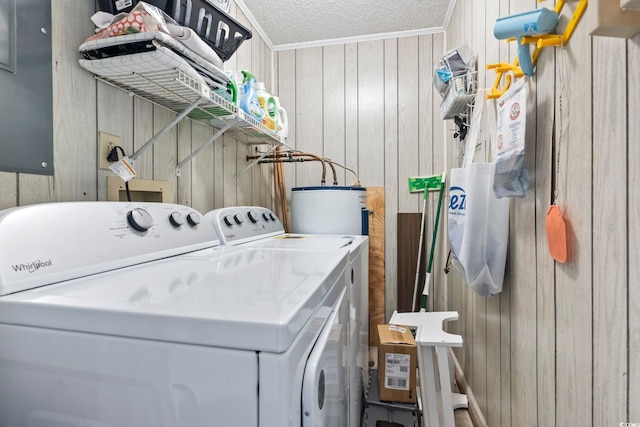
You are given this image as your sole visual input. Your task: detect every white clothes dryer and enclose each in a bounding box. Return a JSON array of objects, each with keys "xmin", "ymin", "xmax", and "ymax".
[
  {"xmin": 204, "ymin": 206, "xmax": 369, "ymax": 427},
  {"xmin": 0, "ymin": 202, "xmax": 349, "ymax": 427}
]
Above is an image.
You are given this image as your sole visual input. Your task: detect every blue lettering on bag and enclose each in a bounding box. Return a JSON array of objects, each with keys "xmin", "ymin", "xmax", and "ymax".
[{"xmin": 449, "ymin": 186, "xmax": 466, "ymax": 211}]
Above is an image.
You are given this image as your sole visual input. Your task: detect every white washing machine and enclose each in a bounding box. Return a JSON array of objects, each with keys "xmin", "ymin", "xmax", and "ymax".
[
  {"xmin": 0, "ymin": 202, "xmax": 350, "ymax": 427},
  {"xmin": 204, "ymin": 206, "xmax": 369, "ymax": 427}
]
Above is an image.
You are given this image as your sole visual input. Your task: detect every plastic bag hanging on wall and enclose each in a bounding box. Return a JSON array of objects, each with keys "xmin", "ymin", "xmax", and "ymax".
[{"xmin": 494, "ymin": 78, "xmax": 529, "ymax": 198}]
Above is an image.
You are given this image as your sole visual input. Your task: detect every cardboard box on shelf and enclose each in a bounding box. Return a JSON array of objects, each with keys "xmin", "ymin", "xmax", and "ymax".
[{"xmin": 377, "ymin": 324, "xmax": 417, "ymax": 403}]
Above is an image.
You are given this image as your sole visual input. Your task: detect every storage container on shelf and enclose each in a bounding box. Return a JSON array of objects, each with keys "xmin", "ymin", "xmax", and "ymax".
[{"xmin": 96, "ymin": 0, "xmax": 251, "ymax": 61}]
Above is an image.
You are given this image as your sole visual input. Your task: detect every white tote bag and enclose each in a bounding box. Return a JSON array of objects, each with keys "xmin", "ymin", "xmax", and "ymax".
[{"xmin": 448, "ymin": 93, "xmax": 510, "ymax": 297}]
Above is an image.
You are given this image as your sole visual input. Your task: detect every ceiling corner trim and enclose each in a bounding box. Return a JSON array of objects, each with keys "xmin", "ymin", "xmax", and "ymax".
[
  {"xmin": 272, "ymin": 26, "xmax": 447, "ymax": 52},
  {"xmin": 233, "ymin": 0, "xmax": 275, "ymax": 51},
  {"xmin": 443, "ymin": 0, "xmax": 458, "ymax": 30}
]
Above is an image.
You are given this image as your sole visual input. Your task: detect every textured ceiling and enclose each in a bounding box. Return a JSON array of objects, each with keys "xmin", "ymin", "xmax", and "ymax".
[{"xmin": 235, "ymin": 0, "xmax": 457, "ymax": 50}]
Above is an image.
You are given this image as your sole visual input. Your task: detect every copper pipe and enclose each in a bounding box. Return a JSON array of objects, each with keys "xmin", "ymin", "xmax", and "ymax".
[
  {"xmin": 248, "ymin": 151, "xmax": 339, "ymax": 185},
  {"xmin": 258, "ymin": 157, "xmax": 332, "ymax": 187},
  {"xmin": 249, "ymin": 152, "xmax": 327, "ymax": 185}
]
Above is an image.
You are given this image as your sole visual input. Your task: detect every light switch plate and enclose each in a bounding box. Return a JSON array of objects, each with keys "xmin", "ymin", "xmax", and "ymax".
[{"xmin": 98, "ymin": 131, "xmax": 121, "ymax": 170}]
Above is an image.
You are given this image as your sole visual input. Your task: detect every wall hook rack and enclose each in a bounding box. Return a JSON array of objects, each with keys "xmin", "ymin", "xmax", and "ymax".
[{"xmin": 486, "ymin": 0, "xmax": 588, "ymax": 99}]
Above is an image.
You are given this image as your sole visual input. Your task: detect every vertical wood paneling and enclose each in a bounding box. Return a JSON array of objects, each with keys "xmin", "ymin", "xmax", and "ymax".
[
  {"xmin": 497, "ymin": 3, "xmax": 512, "ymax": 426},
  {"xmin": 345, "ymin": 43, "xmax": 359, "ymax": 188},
  {"xmin": 430, "ymin": 33, "xmax": 447, "ymax": 315},
  {"xmin": 383, "ymin": 39, "xmax": 398, "ymax": 320},
  {"xmin": 469, "ymin": 0, "xmax": 488, "ymax": 416},
  {"xmin": 218, "ymin": 5, "xmax": 236, "ymax": 208},
  {"xmin": 446, "ymin": 0, "xmax": 469, "ymax": 370},
  {"xmin": 629, "ymin": 32, "xmax": 640, "ymax": 424},
  {"xmin": 418, "ymin": 34, "xmax": 440, "ymax": 314},
  {"xmin": 133, "ymin": 99, "xmax": 154, "ymax": 180},
  {"xmin": 295, "ymin": 47, "xmax": 324, "ymax": 186},
  {"xmin": 251, "ymin": 34, "xmax": 265, "ymax": 206},
  {"xmin": 219, "ymin": 3, "xmax": 239, "ymax": 208},
  {"xmin": 17, "ymin": 175, "xmax": 51, "ymax": 205},
  {"xmin": 506, "ymin": 4, "xmax": 537, "ymax": 427},
  {"xmin": 508, "ymin": 78, "xmax": 538, "ymax": 427},
  {"xmin": 152, "ymin": 107, "xmax": 177, "ymax": 202},
  {"xmin": 96, "ymin": 83, "xmax": 133, "ymax": 201},
  {"xmin": 397, "ymin": 37, "xmax": 420, "ymax": 212},
  {"xmin": 627, "ymin": 30, "xmax": 640, "ymax": 422},
  {"xmin": 213, "ymin": 138, "xmax": 224, "ymax": 209},
  {"xmin": 533, "ymin": 10, "xmax": 556, "ymax": 427},
  {"xmin": 276, "ymin": 49, "xmax": 296, "ymax": 209},
  {"xmin": 0, "ymin": 174, "xmax": 17, "ymax": 209},
  {"xmin": 483, "ymin": 2, "xmax": 503, "ymax": 425},
  {"xmin": 322, "ymin": 45, "xmax": 346, "ymax": 185},
  {"xmin": 222, "ymin": 138, "xmax": 238, "ymax": 207},
  {"xmin": 234, "ymin": 10, "xmax": 253, "ymax": 205},
  {"xmin": 177, "ymin": 120, "xmax": 192, "ymax": 206},
  {"xmin": 552, "ymin": 4, "xmax": 592, "ymax": 427},
  {"xmin": 357, "ymin": 40, "xmax": 385, "ymax": 187},
  {"xmin": 191, "ymin": 122, "xmax": 214, "ymax": 212},
  {"xmin": 460, "ymin": 1, "xmax": 474, "ymax": 381},
  {"xmin": 51, "ymin": 0, "xmax": 96, "ymax": 202},
  {"xmin": 593, "ymin": 35, "xmax": 628, "ymax": 426}
]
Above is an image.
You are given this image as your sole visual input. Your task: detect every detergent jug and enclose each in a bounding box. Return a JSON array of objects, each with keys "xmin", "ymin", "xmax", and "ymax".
[
  {"xmin": 239, "ymin": 71, "xmax": 263, "ymax": 122},
  {"xmin": 255, "ymin": 82, "xmax": 278, "ymax": 132},
  {"xmin": 212, "ymin": 72, "xmax": 237, "ymax": 105},
  {"xmin": 274, "ymin": 96, "xmax": 289, "ymax": 138}
]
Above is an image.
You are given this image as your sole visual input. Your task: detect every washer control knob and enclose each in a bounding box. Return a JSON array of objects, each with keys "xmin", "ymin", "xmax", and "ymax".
[
  {"xmin": 262, "ymin": 212, "xmax": 270, "ymax": 221},
  {"xmin": 247, "ymin": 210, "xmax": 258, "ymax": 223},
  {"xmin": 169, "ymin": 212, "xmax": 185, "ymax": 227},
  {"xmin": 187, "ymin": 212, "xmax": 201, "ymax": 227},
  {"xmin": 127, "ymin": 208, "xmax": 153, "ymax": 232},
  {"xmin": 269, "ymin": 213, "xmax": 277, "ymax": 221},
  {"xmin": 223, "ymin": 215, "xmax": 234, "ymax": 227},
  {"xmin": 234, "ymin": 214, "xmax": 244, "ymax": 225}
]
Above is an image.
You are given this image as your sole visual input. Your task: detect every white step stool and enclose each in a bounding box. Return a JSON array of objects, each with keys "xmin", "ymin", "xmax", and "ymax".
[{"xmin": 390, "ymin": 311, "xmax": 468, "ymax": 427}]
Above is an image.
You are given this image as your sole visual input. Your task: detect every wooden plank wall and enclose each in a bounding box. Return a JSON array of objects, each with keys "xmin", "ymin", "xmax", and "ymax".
[
  {"xmin": 0, "ymin": 0, "xmax": 275, "ymax": 212},
  {"xmin": 276, "ymin": 0, "xmax": 640, "ymax": 424}
]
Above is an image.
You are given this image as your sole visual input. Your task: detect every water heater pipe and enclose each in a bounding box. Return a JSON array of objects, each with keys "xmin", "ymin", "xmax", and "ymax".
[{"xmin": 248, "ymin": 151, "xmax": 339, "ymax": 185}]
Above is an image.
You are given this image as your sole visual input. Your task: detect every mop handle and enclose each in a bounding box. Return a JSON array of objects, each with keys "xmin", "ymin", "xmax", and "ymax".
[
  {"xmin": 412, "ymin": 191, "xmax": 428, "ymax": 311},
  {"xmin": 421, "ymin": 178, "xmax": 446, "ymax": 310}
]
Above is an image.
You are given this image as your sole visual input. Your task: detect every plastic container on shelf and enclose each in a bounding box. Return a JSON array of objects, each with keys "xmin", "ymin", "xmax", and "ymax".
[
  {"xmin": 255, "ymin": 82, "xmax": 278, "ymax": 132},
  {"xmin": 239, "ymin": 71, "xmax": 263, "ymax": 122},
  {"xmin": 274, "ymin": 96, "xmax": 288, "ymax": 138},
  {"xmin": 95, "ymin": 0, "xmax": 251, "ymax": 61}
]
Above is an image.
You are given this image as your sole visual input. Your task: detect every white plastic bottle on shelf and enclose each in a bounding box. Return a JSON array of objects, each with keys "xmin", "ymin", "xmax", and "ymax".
[
  {"xmin": 274, "ymin": 96, "xmax": 288, "ymax": 138},
  {"xmin": 254, "ymin": 82, "xmax": 278, "ymax": 132}
]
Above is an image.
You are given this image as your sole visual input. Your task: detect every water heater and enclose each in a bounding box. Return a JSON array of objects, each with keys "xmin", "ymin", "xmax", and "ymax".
[{"xmin": 291, "ymin": 186, "xmax": 368, "ymax": 235}]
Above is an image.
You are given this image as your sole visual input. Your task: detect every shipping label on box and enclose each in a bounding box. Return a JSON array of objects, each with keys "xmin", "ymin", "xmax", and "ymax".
[{"xmin": 377, "ymin": 324, "xmax": 417, "ymax": 403}]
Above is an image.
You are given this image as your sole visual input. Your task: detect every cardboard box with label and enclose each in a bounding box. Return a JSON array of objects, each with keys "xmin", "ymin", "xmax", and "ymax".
[{"xmin": 377, "ymin": 324, "xmax": 417, "ymax": 403}]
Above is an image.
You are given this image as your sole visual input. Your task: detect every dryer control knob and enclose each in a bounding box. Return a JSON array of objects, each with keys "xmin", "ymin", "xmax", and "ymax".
[
  {"xmin": 223, "ymin": 215, "xmax": 234, "ymax": 227},
  {"xmin": 269, "ymin": 213, "xmax": 277, "ymax": 221},
  {"xmin": 187, "ymin": 212, "xmax": 201, "ymax": 226},
  {"xmin": 262, "ymin": 212, "xmax": 270, "ymax": 221},
  {"xmin": 234, "ymin": 214, "xmax": 244, "ymax": 225},
  {"xmin": 169, "ymin": 212, "xmax": 185, "ymax": 227},
  {"xmin": 127, "ymin": 208, "xmax": 153, "ymax": 232},
  {"xmin": 247, "ymin": 210, "xmax": 258, "ymax": 223}
]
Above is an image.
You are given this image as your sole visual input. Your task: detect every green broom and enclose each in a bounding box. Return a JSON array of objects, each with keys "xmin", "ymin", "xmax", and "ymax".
[{"xmin": 408, "ymin": 173, "xmax": 446, "ymax": 312}]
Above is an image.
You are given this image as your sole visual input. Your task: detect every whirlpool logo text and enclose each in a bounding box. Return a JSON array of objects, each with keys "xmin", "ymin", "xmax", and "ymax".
[
  {"xmin": 449, "ymin": 186, "xmax": 467, "ymax": 215},
  {"xmin": 11, "ymin": 259, "xmax": 53, "ymax": 274}
]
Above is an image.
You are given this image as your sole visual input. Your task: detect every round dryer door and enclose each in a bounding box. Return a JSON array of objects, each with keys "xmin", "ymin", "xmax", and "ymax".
[{"xmin": 301, "ymin": 288, "xmax": 347, "ymax": 426}]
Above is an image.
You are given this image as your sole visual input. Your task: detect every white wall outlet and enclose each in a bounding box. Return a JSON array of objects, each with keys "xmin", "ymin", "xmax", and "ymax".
[{"xmin": 98, "ymin": 132, "xmax": 121, "ymax": 170}]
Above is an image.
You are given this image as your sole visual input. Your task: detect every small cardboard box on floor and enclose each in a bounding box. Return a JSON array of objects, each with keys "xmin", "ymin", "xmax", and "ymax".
[{"xmin": 377, "ymin": 324, "xmax": 417, "ymax": 403}]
